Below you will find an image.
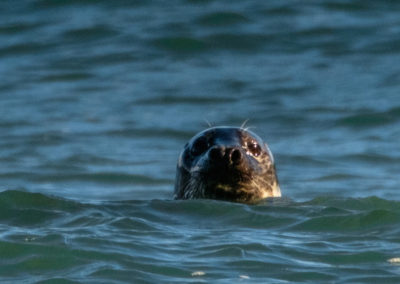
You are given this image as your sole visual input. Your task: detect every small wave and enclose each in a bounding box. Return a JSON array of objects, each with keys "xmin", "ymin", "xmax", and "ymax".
[
  {"xmin": 0, "ymin": 190, "xmax": 78, "ymax": 209},
  {"xmin": 135, "ymin": 95, "xmax": 231, "ymax": 105},
  {"xmin": 340, "ymin": 153, "xmax": 400, "ymax": 165},
  {"xmin": 39, "ymin": 72, "xmax": 93, "ymax": 82},
  {"xmin": 0, "ymin": 172, "xmax": 170, "ymax": 185},
  {"xmin": 359, "ymin": 38, "xmax": 400, "ymax": 55},
  {"xmin": 204, "ymin": 33, "xmax": 268, "ymax": 52},
  {"xmin": 313, "ymin": 173, "xmax": 361, "ymax": 182},
  {"xmin": 152, "ymin": 36, "xmax": 207, "ymax": 54},
  {"xmin": 151, "ymin": 33, "xmax": 269, "ymax": 54},
  {"xmin": 0, "ymin": 22, "xmax": 45, "ymax": 35},
  {"xmin": 292, "ymin": 209, "xmax": 400, "ymax": 232},
  {"xmin": 321, "ymin": 1, "xmax": 373, "ymax": 12},
  {"xmin": 196, "ymin": 12, "xmax": 249, "ymax": 27},
  {"xmin": 0, "ymin": 42, "xmax": 53, "ymax": 58},
  {"xmin": 32, "ymin": 0, "xmax": 147, "ymax": 9},
  {"xmin": 105, "ymin": 127, "xmax": 192, "ymax": 139},
  {"xmin": 0, "ymin": 190, "xmax": 80, "ymax": 226},
  {"xmin": 62, "ymin": 25, "xmax": 119, "ymax": 42},
  {"xmin": 338, "ymin": 110, "xmax": 400, "ymax": 128}
]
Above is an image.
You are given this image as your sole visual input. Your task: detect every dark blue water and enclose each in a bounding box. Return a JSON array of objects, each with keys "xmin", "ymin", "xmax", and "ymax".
[{"xmin": 1, "ymin": 0, "xmax": 400, "ymax": 282}]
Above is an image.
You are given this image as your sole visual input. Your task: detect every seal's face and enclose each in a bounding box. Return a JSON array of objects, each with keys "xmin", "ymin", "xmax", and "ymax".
[{"xmin": 174, "ymin": 127, "xmax": 281, "ymax": 204}]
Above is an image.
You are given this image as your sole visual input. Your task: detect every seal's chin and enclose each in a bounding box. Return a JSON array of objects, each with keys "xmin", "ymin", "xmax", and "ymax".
[
  {"xmin": 211, "ymin": 183, "xmax": 250, "ymax": 202},
  {"xmin": 200, "ymin": 178, "xmax": 261, "ymax": 203},
  {"xmin": 207, "ymin": 184, "xmax": 264, "ymax": 203}
]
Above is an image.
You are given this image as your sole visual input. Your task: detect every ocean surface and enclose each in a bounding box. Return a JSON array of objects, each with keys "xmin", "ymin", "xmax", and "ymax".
[{"xmin": 1, "ymin": 0, "xmax": 400, "ymax": 283}]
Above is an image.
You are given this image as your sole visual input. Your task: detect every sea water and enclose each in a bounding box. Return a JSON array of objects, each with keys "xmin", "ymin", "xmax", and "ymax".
[{"xmin": 1, "ymin": 0, "xmax": 400, "ymax": 282}]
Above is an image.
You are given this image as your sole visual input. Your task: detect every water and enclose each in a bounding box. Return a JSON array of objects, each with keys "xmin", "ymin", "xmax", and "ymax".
[
  {"xmin": 1, "ymin": 192, "xmax": 400, "ymax": 283},
  {"xmin": 1, "ymin": 0, "xmax": 400, "ymax": 282}
]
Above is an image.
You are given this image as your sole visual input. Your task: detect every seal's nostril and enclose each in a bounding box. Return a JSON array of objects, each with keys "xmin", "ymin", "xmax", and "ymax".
[
  {"xmin": 209, "ymin": 147, "xmax": 223, "ymax": 161},
  {"xmin": 230, "ymin": 149, "xmax": 242, "ymax": 164}
]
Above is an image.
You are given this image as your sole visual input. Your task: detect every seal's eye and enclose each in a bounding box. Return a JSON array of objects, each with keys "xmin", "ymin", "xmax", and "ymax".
[
  {"xmin": 247, "ymin": 142, "xmax": 261, "ymax": 157},
  {"xmin": 191, "ymin": 137, "xmax": 209, "ymax": 156}
]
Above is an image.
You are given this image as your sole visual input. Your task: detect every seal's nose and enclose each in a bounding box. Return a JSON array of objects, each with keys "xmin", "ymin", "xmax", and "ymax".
[
  {"xmin": 229, "ymin": 148, "xmax": 242, "ymax": 164},
  {"xmin": 208, "ymin": 146, "xmax": 242, "ymax": 165},
  {"xmin": 209, "ymin": 146, "xmax": 224, "ymax": 161}
]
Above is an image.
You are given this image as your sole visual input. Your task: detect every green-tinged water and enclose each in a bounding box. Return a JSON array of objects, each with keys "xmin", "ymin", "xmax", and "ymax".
[
  {"xmin": 1, "ymin": 190, "xmax": 400, "ymax": 283},
  {"xmin": 1, "ymin": 0, "xmax": 400, "ymax": 282}
]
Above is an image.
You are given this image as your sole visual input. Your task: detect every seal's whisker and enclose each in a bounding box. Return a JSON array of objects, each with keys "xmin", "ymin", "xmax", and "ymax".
[
  {"xmin": 184, "ymin": 177, "xmax": 204, "ymax": 199},
  {"xmin": 240, "ymin": 119, "xmax": 250, "ymax": 129},
  {"xmin": 190, "ymin": 166, "xmax": 202, "ymax": 174},
  {"xmin": 183, "ymin": 180, "xmax": 192, "ymax": 199},
  {"xmin": 181, "ymin": 179, "xmax": 191, "ymax": 192},
  {"xmin": 203, "ymin": 119, "xmax": 213, "ymax": 128}
]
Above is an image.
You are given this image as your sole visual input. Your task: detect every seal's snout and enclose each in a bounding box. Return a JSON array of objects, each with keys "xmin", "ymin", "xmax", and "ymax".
[
  {"xmin": 230, "ymin": 148, "xmax": 242, "ymax": 164},
  {"xmin": 208, "ymin": 146, "xmax": 243, "ymax": 166}
]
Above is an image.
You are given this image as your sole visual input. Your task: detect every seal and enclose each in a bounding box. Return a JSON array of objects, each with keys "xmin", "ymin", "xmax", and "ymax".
[{"xmin": 174, "ymin": 126, "xmax": 281, "ymax": 203}]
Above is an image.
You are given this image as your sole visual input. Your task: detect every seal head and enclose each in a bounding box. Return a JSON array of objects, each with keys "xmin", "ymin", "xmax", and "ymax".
[{"xmin": 174, "ymin": 126, "xmax": 281, "ymax": 203}]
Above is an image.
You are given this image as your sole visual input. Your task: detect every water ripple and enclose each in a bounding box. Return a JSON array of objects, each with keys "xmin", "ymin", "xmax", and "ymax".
[{"xmin": 0, "ymin": 190, "xmax": 400, "ymax": 282}]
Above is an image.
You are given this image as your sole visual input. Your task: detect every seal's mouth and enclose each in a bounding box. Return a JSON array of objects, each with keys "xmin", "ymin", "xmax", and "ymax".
[
  {"xmin": 193, "ymin": 166, "xmax": 257, "ymax": 203},
  {"xmin": 207, "ymin": 182, "xmax": 261, "ymax": 203},
  {"xmin": 212, "ymin": 183, "xmax": 249, "ymax": 201}
]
